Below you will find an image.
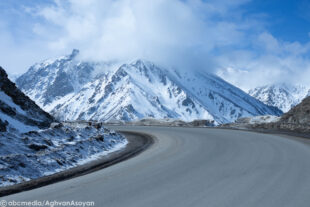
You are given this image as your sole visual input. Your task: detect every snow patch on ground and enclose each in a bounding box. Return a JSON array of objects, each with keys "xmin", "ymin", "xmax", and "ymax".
[
  {"xmin": 248, "ymin": 115, "xmax": 280, "ymax": 124},
  {"xmin": 221, "ymin": 115, "xmax": 281, "ymax": 129},
  {"xmin": 236, "ymin": 115, "xmax": 280, "ymax": 124}
]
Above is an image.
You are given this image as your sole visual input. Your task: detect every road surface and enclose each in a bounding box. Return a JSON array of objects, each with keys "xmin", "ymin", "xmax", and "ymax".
[{"xmin": 3, "ymin": 127, "xmax": 310, "ymax": 207}]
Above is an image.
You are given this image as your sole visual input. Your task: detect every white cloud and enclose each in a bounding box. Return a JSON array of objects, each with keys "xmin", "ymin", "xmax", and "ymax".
[
  {"xmin": 31, "ymin": 0, "xmax": 251, "ymax": 71},
  {"xmin": 1, "ymin": 0, "xmax": 310, "ymax": 91},
  {"xmin": 216, "ymin": 32, "xmax": 310, "ymax": 90}
]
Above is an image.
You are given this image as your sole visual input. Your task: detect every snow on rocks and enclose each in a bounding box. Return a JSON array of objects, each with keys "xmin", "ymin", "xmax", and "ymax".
[
  {"xmin": 221, "ymin": 115, "xmax": 281, "ymax": 129},
  {"xmin": 235, "ymin": 115, "xmax": 280, "ymax": 124},
  {"xmin": 0, "ymin": 122, "xmax": 127, "ymax": 187}
]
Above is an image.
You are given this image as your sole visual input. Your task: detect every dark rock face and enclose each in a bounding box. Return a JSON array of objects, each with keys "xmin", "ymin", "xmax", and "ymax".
[
  {"xmin": 0, "ymin": 119, "xmax": 8, "ymax": 132},
  {"xmin": 28, "ymin": 143, "xmax": 48, "ymax": 151},
  {"xmin": 44, "ymin": 71, "xmax": 74, "ymax": 105},
  {"xmin": 0, "ymin": 66, "xmax": 54, "ymax": 130}
]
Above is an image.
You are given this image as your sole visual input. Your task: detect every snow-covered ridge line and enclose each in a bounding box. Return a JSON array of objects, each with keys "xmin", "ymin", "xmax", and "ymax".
[{"xmin": 16, "ymin": 50, "xmax": 282, "ymax": 124}]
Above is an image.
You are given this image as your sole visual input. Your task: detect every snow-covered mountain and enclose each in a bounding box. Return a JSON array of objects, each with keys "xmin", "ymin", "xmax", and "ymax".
[
  {"xmin": 16, "ymin": 50, "xmax": 282, "ymax": 124},
  {"xmin": 0, "ymin": 66, "xmax": 54, "ymax": 133},
  {"xmin": 16, "ymin": 49, "xmax": 96, "ymax": 107},
  {"xmin": 248, "ymin": 83, "xmax": 309, "ymax": 113}
]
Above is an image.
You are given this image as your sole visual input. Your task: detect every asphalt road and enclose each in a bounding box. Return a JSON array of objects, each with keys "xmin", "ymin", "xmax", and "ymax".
[{"xmin": 3, "ymin": 126, "xmax": 310, "ymax": 207}]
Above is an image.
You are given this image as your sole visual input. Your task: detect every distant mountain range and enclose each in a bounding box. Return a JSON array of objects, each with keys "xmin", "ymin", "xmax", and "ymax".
[
  {"xmin": 16, "ymin": 50, "xmax": 282, "ymax": 124},
  {"xmin": 248, "ymin": 84, "xmax": 310, "ymax": 113}
]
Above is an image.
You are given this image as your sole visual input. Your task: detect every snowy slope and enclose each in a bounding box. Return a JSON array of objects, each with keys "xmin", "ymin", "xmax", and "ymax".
[
  {"xmin": 249, "ymin": 83, "xmax": 309, "ymax": 113},
  {"xmin": 0, "ymin": 67, "xmax": 54, "ymax": 133},
  {"xmin": 168, "ymin": 69, "xmax": 282, "ymax": 123},
  {"xmin": 50, "ymin": 60, "xmax": 214, "ymax": 122},
  {"xmin": 15, "ymin": 49, "xmax": 117, "ymax": 108},
  {"xmin": 16, "ymin": 52, "xmax": 282, "ymax": 124}
]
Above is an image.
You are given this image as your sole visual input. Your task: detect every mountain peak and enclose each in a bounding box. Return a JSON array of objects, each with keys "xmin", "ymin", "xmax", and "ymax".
[
  {"xmin": 69, "ymin": 49, "xmax": 80, "ymax": 59},
  {"xmin": 132, "ymin": 59, "xmax": 154, "ymax": 67}
]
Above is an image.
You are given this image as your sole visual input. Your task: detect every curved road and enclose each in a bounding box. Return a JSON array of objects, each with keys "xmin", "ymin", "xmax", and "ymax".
[{"xmin": 3, "ymin": 127, "xmax": 310, "ymax": 207}]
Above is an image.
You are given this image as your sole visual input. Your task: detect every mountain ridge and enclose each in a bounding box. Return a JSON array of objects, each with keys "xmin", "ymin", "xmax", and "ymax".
[
  {"xmin": 16, "ymin": 50, "xmax": 282, "ymax": 124},
  {"xmin": 249, "ymin": 83, "xmax": 309, "ymax": 113}
]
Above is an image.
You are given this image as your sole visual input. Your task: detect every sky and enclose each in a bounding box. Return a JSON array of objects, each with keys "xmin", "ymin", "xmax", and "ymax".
[{"xmin": 0, "ymin": 0, "xmax": 310, "ymax": 90}]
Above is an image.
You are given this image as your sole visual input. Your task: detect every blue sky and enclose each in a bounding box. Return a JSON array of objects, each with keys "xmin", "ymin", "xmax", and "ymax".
[
  {"xmin": 243, "ymin": 0, "xmax": 310, "ymax": 43},
  {"xmin": 0, "ymin": 0, "xmax": 309, "ymax": 89}
]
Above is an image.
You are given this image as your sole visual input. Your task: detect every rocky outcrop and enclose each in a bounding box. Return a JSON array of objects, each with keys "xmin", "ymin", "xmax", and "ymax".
[
  {"xmin": 280, "ymin": 96, "xmax": 310, "ymax": 125},
  {"xmin": 0, "ymin": 119, "xmax": 8, "ymax": 132},
  {"xmin": 0, "ymin": 66, "xmax": 54, "ymax": 131}
]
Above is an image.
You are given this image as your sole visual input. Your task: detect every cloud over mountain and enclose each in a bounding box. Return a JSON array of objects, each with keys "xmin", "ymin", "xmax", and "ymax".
[{"xmin": 1, "ymin": 0, "xmax": 310, "ymax": 90}]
